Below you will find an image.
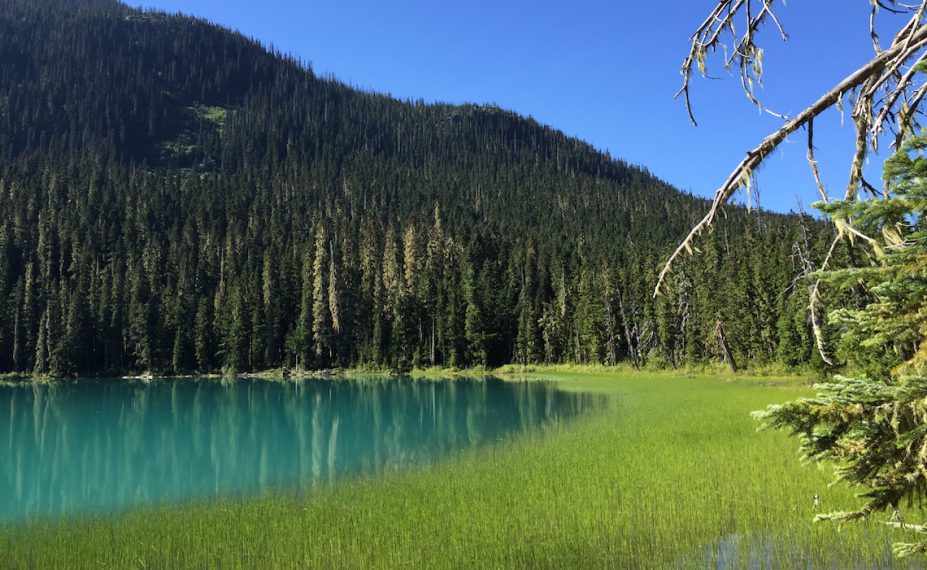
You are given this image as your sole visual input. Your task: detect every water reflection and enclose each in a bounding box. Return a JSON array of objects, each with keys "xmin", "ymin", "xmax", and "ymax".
[{"xmin": 0, "ymin": 377, "xmax": 600, "ymax": 521}]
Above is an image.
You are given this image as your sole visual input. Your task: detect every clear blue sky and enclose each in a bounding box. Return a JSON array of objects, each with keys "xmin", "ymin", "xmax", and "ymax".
[{"xmin": 131, "ymin": 0, "xmax": 898, "ymax": 213}]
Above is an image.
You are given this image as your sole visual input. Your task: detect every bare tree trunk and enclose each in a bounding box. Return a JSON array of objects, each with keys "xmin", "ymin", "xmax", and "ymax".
[
  {"xmin": 716, "ymin": 317, "xmax": 737, "ymax": 373},
  {"xmin": 617, "ymin": 292, "xmax": 640, "ymax": 370}
]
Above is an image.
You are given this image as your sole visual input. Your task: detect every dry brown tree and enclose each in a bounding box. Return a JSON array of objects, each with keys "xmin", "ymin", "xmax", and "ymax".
[{"xmin": 657, "ymin": 0, "xmax": 927, "ymax": 362}]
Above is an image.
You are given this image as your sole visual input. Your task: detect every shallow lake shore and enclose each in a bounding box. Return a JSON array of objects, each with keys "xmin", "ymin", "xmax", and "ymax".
[
  {"xmin": 0, "ymin": 369, "xmax": 914, "ymax": 569},
  {"xmin": 0, "ymin": 361, "xmax": 817, "ymax": 385}
]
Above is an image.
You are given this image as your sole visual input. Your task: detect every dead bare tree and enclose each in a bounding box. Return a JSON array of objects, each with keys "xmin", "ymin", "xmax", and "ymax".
[
  {"xmin": 656, "ymin": 0, "xmax": 927, "ymax": 362},
  {"xmin": 716, "ymin": 317, "xmax": 738, "ymax": 373}
]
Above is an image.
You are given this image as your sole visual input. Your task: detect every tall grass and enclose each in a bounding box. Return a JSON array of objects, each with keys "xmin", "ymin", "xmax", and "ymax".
[{"xmin": 0, "ymin": 373, "xmax": 919, "ymax": 568}]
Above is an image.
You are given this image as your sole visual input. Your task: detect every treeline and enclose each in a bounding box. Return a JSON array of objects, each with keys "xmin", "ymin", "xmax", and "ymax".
[{"xmin": 0, "ymin": 0, "xmax": 835, "ymax": 375}]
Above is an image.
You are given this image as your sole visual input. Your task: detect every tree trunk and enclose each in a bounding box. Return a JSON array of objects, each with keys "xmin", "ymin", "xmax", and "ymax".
[
  {"xmin": 716, "ymin": 317, "xmax": 737, "ymax": 373},
  {"xmin": 617, "ymin": 292, "xmax": 639, "ymax": 370}
]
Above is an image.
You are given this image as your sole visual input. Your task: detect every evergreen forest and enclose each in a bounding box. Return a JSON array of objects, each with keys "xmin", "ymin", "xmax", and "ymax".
[{"xmin": 0, "ymin": 0, "xmax": 840, "ymax": 376}]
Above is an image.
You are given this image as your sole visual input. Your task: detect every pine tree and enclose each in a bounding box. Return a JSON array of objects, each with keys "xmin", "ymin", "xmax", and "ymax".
[
  {"xmin": 295, "ymin": 245, "xmax": 314, "ymax": 368},
  {"xmin": 194, "ymin": 297, "xmax": 214, "ymax": 372},
  {"xmin": 312, "ymin": 225, "xmax": 331, "ymax": 364},
  {"xmin": 127, "ymin": 263, "xmax": 154, "ymax": 373},
  {"xmin": 756, "ymin": 133, "xmax": 927, "ymax": 557}
]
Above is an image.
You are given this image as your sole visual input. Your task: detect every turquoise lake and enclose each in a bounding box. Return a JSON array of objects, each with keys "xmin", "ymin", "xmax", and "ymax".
[{"xmin": 0, "ymin": 377, "xmax": 599, "ymax": 521}]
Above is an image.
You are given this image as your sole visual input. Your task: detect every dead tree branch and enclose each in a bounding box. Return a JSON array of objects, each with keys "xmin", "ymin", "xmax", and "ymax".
[{"xmin": 656, "ymin": 1, "xmax": 927, "ymax": 297}]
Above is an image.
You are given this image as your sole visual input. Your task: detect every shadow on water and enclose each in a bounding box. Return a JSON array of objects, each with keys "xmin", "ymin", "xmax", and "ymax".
[{"xmin": 0, "ymin": 376, "xmax": 603, "ymax": 521}]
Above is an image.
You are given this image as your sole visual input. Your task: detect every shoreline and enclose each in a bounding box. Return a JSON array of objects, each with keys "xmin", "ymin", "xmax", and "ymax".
[{"xmin": 0, "ymin": 363, "xmax": 816, "ymax": 386}]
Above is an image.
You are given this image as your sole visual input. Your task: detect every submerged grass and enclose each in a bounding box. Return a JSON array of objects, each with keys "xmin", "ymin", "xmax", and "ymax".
[{"xmin": 0, "ymin": 372, "xmax": 920, "ymax": 568}]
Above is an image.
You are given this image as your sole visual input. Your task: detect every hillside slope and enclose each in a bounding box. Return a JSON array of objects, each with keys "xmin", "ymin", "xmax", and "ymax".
[{"xmin": 0, "ymin": 0, "xmax": 831, "ymax": 374}]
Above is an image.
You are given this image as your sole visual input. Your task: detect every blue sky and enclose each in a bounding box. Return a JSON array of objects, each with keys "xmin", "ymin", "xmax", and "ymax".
[{"xmin": 131, "ymin": 0, "xmax": 901, "ymax": 213}]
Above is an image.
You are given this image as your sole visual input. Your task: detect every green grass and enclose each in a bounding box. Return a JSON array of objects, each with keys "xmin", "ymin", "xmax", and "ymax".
[
  {"xmin": 0, "ymin": 372, "xmax": 29, "ymax": 382},
  {"xmin": 193, "ymin": 104, "xmax": 228, "ymax": 128},
  {"xmin": 0, "ymin": 372, "xmax": 920, "ymax": 568}
]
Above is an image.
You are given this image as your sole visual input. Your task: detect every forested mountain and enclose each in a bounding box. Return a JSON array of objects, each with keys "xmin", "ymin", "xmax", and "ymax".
[{"xmin": 0, "ymin": 0, "xmax": 835, "ymax": 375}]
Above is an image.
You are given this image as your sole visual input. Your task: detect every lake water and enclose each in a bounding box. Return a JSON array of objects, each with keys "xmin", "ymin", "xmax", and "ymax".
[{"xmin": 0, "ymin": 376, "xmax": 599, "ymax": 522}]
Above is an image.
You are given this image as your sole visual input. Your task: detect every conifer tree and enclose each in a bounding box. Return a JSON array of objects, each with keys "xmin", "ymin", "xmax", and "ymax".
[
  {"xmin": 312, "ymin": 225, "xmax": 331, "ymax": 363},
  {"xmin": 194, "ymin": 298, "xmax": 214, "ymax": 372},
  {"xmin": 756, "ymin": 134, "xmax": 927, "ymax": 556},
  {"xmin": 295, "ymin": 245, "xmax": 314, "ymax": 368}
]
